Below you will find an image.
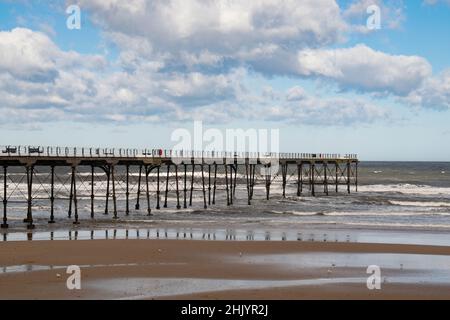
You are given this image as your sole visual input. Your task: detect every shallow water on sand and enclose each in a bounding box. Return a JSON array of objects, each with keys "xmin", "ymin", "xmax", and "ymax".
[
  {"xmin": 3, "ymin": 227, "xmax": 450, "ymax": 247},
  {"xmin": 2, "ymin": 250, "xmax": 450, "ymax": 299}
]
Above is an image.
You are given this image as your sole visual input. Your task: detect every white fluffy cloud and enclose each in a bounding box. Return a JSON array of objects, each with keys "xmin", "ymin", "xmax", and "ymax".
[
  {"xmin": 0, "ymin": 28, "xmax": 246, "ymax": 124},
  {"xmin": 228, "ymin": 83, "xmax": 389, "ymax": 125},
  {"xmin": 0, "ymin": 27, "xmax": 390, "ymax": 126},
  {"xmin": 77, "ymin": 0, "xmax": 349, "ymax": 79},
  {"xmin": 79, "ymin": 0, "xmax": 347, "ymax": 50},
  {"xmin": 0, "ymin": 28, "xmax": 105, "ymax": 82},
  {"xmin": 74, "ymin": 0, "xmax": 436, "ymax": 97},
  {"xmin": 296, "ymin": 44, "xmax": 432, "ymax": 95},
  {"xmin": 0, "ymin": 0, "xmax": 448, "ymax": 128},
  {"xmin": 405, "ymin": 69, "xmax": 450, "ymax": 110}
]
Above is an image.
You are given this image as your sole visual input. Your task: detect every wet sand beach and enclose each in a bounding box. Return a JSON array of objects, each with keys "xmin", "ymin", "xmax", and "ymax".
[
  {"xmin": 2, "ymin": 161, "xmax": 450, "ymax": 299},
  {"xmin": 1, "ymin": 239, "xmax": 450, "ymax": 299}
]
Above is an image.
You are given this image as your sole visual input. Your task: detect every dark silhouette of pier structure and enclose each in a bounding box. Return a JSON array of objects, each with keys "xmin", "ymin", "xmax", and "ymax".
[{"xmin": 0, "ymin": 146, "xmax": 358, "ymax": 229}]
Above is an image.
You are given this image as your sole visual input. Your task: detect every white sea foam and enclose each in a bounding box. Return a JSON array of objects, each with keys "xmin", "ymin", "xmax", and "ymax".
[
  {"xmin": 358, "ymin": 184, "xmax": 450, "ymax": 195},
  {"xmin": 344, "ymin": 221, "xmax": 450, "ymax": 229},
  {"xmin": 287, "ymin": 211, "xmax": 450, "ymax": 217},
  {"xmin": 389, "ymin": 200, "xmax": 450, "ymax": 207}
]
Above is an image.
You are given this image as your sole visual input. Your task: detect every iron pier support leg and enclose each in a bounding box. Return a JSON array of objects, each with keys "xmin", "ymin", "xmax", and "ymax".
[
  {"xmin": 90, "ymin": 165, "xmax": 95, "ymax": 218},
  {"xmin": 72, "ymin": 166, "xmax": 79, "ymax": 225},
  {"xmin": 212, "ymin": 163, "xmax": 217, "ymax": 205},
  {"xmin": 335, "ymin": 163, "xmax": 339, "ymax": 193},
  {"xmin": 201, "ymin": 164, "xmax": 207, "ymax": 209},
  {"xmin": 250, "ymin": 164, "xmax": 256, "ymax": 200},
  {"xmin": 208, "ymin": 165, "xmax": 211, "ymax": 206},
  {"xmin": 156, "ymin": 166, "xmax": 161, "ymax": 209},
  {"xmin": 233, "ymin": 164, "xmax": 237, "ymax": 201},
  {"xmin": 1, "ymin": 166, "xmax": 8, "ymax": 228},
  {"xmin": 27, "ymin": 186, "xmax": 35, "ymax": 230},
  {"xmin": 164, "ymin": 165, "xmax": 170, "ymax": 208},
  {"xmin": 355, "ymin": 162, "xmax": 358, "ymax": 192},
  {"xmin": 311, "ymin": 163, "xmax": 316, "ymax": 197},
  {"xmin": 135, "ymin": 165, "xmax": 142, "ymax": 210},
  {"xmin": 225, "ymin": 164, "xmax": 230, "ymax": 206},
  {"xmin": 324, "ymin": 163, "xmax": 329, "ymax": 196},
  {"xmin": 189, "ymin": 164, "xmax": 195, "ymax": 207},
  {"xmin": 300, "ymin": 163, "xmax": 304, "ymax": 194},
  {"xmin": 282, "ymin": 163, "xmax": 287, "ymax": 198},
  {"xmin": 68, "ymin": 167, "xmax": 74, "ymax": 218},
  {"xmin": 145, "ymin": 165, "xmax": 152, "ymax": 216},
  {"xmin": 111, "ymin": 165, "xmax": 117, "ymax": 219},
  {"xmin": 49, "ymin": 166, "xmax": 55, "ymax": 223},
  {"xmin": 347, "ymin": 161, "xmax": 351, "ymax": 194},
  {"xmin": 26, "ymin": 166, "xmax": 35, "ymax": 229},
  {"xmin": 175, "ymin": 165, "xmax": 181, "ymax": 209},
  {"xmin": 183, "ymin": 164, "xmax": 187, "ymax": 209},
  {"xmin": 229, "ymin": 165, "xmax": 234, "ymax": 205},
  {"xmin": 104, "ymin": 167, "xmax": 110, "ymax": 215},
  {"xmin": 125, "ymin": 165, "xmax": 130, "ymax": 216},
  {"xmin": 246, "ymin": 163, "xmax": 251, "ymax": 205},
  {"xmin": 265, "ymin": 165, "xmax": 271, "ymax": 200},
  {"xmin": 297, "ymin": 164, "xmax": 302, "ymax": 196}
]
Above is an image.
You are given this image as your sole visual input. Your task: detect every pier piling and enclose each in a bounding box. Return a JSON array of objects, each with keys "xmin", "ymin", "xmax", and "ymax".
[
  {"xmin": 49, "ymin": 166, "xmax": 55, "ymax": 223},
  {"xmin": 1, "ymin": 166, "xmax": 7, "ymax": 228},
  {"xmin": 135, "ymin": 165, "xmax": 142, "ymax": 210}
]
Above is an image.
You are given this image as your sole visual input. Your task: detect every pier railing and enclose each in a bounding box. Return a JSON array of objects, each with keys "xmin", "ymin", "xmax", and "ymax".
[{"xmin": 0, "ymin": 145, "xmax": 357, "ymax": 160}]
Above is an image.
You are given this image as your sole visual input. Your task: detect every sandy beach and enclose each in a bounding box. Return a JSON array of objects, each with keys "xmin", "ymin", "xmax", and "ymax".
[{"xmin": 1, "ymin": 239, "xmax": 450, "ymax": 300}]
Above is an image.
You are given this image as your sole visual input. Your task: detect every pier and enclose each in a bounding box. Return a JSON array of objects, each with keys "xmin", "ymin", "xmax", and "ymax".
[{"xmin": 0, "ymin": 146, "xmax": 358, "ymax": 229}]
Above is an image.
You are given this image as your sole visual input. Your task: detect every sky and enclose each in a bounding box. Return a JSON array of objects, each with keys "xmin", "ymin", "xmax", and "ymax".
[{"xmin": 0, "ymin": 0, "xmax": 449, "ymax": 161}]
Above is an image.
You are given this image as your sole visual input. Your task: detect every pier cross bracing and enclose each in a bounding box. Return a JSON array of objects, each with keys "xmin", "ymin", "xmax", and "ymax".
[{"xmin": 0, "ymin": 146, "xmax": 358, "ymax": 229}]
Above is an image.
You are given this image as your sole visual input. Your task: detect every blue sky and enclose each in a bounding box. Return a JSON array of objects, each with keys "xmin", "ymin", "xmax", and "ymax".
[{"xmin": 0, "ymin": 0, "xmax": 449, "ymax": 161}]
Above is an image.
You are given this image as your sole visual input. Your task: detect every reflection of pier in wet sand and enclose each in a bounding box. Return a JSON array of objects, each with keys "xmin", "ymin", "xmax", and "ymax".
[{"xmin": 2, "ymin": 228, "xmax": 357, "ymax": 243}]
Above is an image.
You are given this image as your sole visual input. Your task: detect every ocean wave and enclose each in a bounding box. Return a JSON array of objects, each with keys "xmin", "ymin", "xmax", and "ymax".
[
  {"xmin": 389, "ymin": 200, "xmax": 450, "ymax": 207},
  {"xmin": 323, "ymin": 211, "xmax": 450, "ymax": 217},
  {"xmin": 358, "ymin": 184, "xmax": 450, "ymax": 195},
  {"xmin": 274, "ymin": 210, "xmax": 450, "ymax": 217},
  {"xmin": 343, "ymin": 221, "xmax": 450, "ymax": 230},
  {"xmin": 261, "ymin": 219, "xmax": 450, "ymax": 230}
]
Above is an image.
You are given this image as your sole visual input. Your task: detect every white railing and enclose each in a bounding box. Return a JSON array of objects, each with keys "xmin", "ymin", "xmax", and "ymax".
[{"xmin": 0, "ymin": 145, "xmax": 358, "ymax": 160}]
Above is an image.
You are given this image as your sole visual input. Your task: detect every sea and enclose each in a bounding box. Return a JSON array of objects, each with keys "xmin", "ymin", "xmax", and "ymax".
[{"xmin": 0, "ymin": 161, "xmax": 449, "ymax": 236}]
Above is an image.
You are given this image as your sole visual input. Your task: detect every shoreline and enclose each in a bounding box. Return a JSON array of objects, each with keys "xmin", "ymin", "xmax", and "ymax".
[{"xmin": 2, "ymin": 223, "xmax": 450, "ymax": 247}]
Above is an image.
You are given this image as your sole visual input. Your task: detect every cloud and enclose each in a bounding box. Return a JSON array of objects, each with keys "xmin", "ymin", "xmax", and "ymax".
[
  {"xmin": 0, "ymin": 28, "xmax": 60, "ymax": 82},
  {"xmin": 252, "ymin": 85, "xmax": 389, "ymax": 125},
  {"xmin": 286, "ymin": 86, "xmax": 307, "ymax": 101},
  {"xmin": 77, "ymin": 0, "xmax": 348, "ymax": 78},
  {"xmin": 75, "ymin": 0, "xmax": 431, "ymax": 97},
  {"xmin": 79, "ymin": 0, "xmax": 347, "ymax": 49},
  {"xmin": 405, "ymin": 69, "xmax": 450, "ymax": 110},
  {"xmin": 0, "ymin": 28, "xmax": 105, "ymax": 82},
  {"xmin": 0, "ymin": 27, "xmax": 389, "ymax": 127},
  {"xmin": 1, "ymin": 0, "xmax": 446, "ymax": 128},
  {"xmin": 0, "ymin": 27, "xmax": 248, "ymax": 125},
  {"xmin": 295, "ymin": 44, "xmax": 432, "ymax": 95}
]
